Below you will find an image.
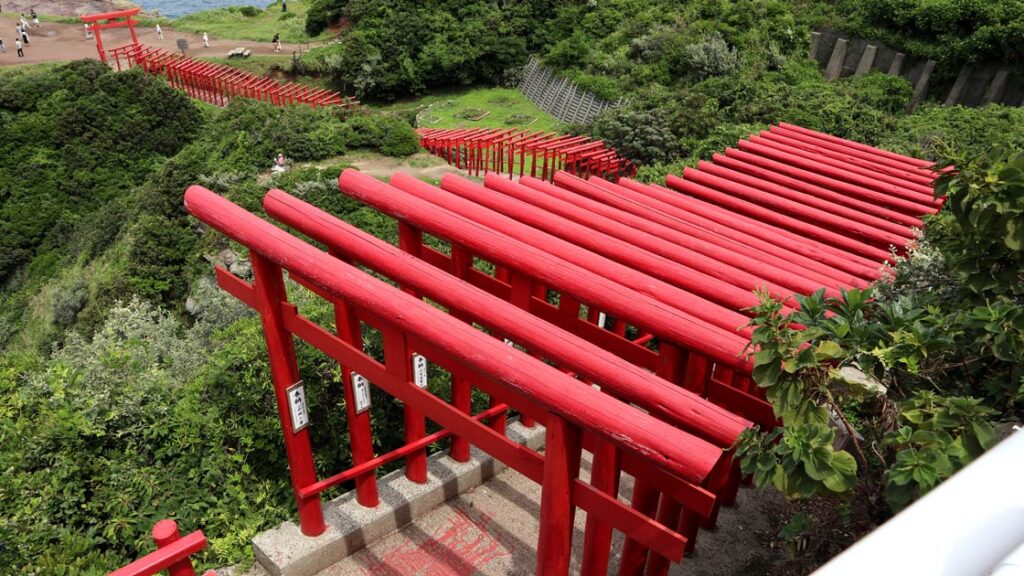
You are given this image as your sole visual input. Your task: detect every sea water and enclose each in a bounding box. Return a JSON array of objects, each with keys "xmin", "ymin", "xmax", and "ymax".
[{"xmin": 134, "ymin": 0, "xmax": 267, "ymax": 20}]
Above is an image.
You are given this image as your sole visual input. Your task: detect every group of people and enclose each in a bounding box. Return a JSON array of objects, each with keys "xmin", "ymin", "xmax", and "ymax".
[
  {"xmin": 1, "ymin": 9, "xmax": 37, "ymax": 58},
  {"xmin": 1, "ymin": 8, "xmax": 277, "ymax": 62}
]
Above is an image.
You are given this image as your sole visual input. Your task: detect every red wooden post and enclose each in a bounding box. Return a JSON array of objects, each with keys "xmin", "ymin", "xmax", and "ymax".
[
  {"xmin": 618, "ymin": 476, "xmax": 660, "ymax": 575},
  {"xmin": 127, "ymin": 17, "xmax": 140, "ymax": 44},
  {"xmin": 581, "ymin": 437, "xmax": 620, "ymax": 575},
  {"xmin": 94, "ymin": 26, "xmax": 106, "ymax": 62},
  {"xmin": 151, "ymin": 520, "xmax": 199, "ymax": 576},
  {"xmin": 508, "ymin": 272, "xmax": 536, "ymax": 428},
  {"xmin": 250, "ymin": 254, "xmax": 326, "ymax": 536},
  {"xmin": 328, "ymin": 248, "xmax": 380, "ymax": 507},
  {"xmin": 645, "ymin": 496, "xmax": 682, "ymax": 575},
  {"xmin": 396, "ymin": 223, "xmax": 429, "ymax": 482},
  {"xmin": 383, "ymin": 328, "xmax": 428, "ymax": 483},
  {"xmin": 448, "ymin": 244, "xmax": 476, "ymax": 461},
  {"xmin": 536, "ymin": 415, "xmax": 582, "ymax": 576},
  {"xmin": 623, "ymin": 341, "xmax": 688, "ymax": 574}
]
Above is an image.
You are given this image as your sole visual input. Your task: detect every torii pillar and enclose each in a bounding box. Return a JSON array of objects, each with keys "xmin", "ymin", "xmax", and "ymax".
[{"xmin": 81, "ymin": 8, "xmax": 142, "ymax": 63}]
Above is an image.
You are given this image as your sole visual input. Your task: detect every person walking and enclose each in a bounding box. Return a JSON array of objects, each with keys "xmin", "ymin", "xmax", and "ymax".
[
  {"xmin": 30, "ymin": 9, "xmax": 39, "ymax": 28},
  {"xmin": 281, "ymin": 0, "xmax": 287, "ymax": 12},
  {"xmin": 272, "ymin": 32, "xmax": 281, "ymax": 53},
  {"xmin": 84, "ymin": 23, "xmax": 92, "ymax": 39},
  {"xmin": 202, "ymin": 32, "xmax": 209, "ymax": 48},
  {"xmin": 18, "ymin": 24, "xmax": 28, "ymax": 45},
  {"xmin": 15, "ymin": 37, "xmax": 23, "ymax": 58},
  {"xmin": 155, "ymin": 23, "xmax": 163, "ymax": 40},
  {"xmin": 0, "ymin": 37, "xmax": 6, "ymax": 54}
]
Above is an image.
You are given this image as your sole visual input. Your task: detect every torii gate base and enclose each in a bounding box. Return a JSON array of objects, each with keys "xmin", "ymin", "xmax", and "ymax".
[
  {"xmin": 253, "ymin": 421, "xmax": 546, "ymax": 575},
  {"xmin": 82, "ymin": 8, "xmax": 142, "ymax": 63}
]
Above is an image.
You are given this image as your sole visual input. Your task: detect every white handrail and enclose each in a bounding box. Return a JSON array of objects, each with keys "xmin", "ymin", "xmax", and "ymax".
[{"xmin": 812, "ymin": 428, "xmax": 1024, "ymax": 576}]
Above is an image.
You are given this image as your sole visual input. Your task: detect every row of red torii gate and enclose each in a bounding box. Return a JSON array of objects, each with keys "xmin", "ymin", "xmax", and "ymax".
[
  {"xmin": 110, "ymin": 121, "xmax": 942, "ymax": 576},
  {"xmin": 83, "ymin": 9, "xmax": 632, "ymax": 182}
]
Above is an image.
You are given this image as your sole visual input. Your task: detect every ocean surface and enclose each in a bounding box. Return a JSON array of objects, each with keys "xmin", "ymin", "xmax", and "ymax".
[{"xmin": 134, "ymin": 0, "xmax": 266, "ymax": 19}]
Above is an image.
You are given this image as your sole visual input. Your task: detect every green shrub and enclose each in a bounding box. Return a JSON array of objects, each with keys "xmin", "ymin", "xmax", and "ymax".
[
  {"xmin": 305, "ymin": 0, "xmax": 348, "ymax": 36},
  {"xmin": 239, "ymin": 5, "xmax": 262, "ymax": 17},
  {"xmin": 582, "ymin": 89, "xmax": 718, "ymax": 166},
  {"xmin": 843, "ymin": 0, "xmax": 1024, "ymax": 68},
  {"xmin": 0, "ymin": 63, "xmax": 200, "ymax": 284},
  {"xmin": 932, "ymin": 148, "xmax": 1024, "ymax": 297},
  {"xmin": 879, "ymin": 104, "xmax": 1024, "ymax": 160},
  {"xmin": 684, "ymin": 33, "xmax": 740, "ymax": 79},
  {"xmin": 124, "ymin": 215, "xmax": 196, "ymax": 305},
  {"xmin": 843, "ymin": 72, "xmax": 914, "ymax": 115}
]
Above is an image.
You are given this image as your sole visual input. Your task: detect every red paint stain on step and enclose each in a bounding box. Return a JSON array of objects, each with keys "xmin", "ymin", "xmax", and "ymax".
[{"xmin": 363, "ymin": 506, "xmax": 513, "ymax": 575}]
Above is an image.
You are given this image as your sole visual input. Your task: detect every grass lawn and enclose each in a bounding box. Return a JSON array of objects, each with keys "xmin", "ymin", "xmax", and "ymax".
[
  {"xmin": 173, "ymin": 1, "xmax": 330, "ymax": 44},
  {"xmin": 374, "ymin": 86, "xmax": 564, "ymax": 134}
]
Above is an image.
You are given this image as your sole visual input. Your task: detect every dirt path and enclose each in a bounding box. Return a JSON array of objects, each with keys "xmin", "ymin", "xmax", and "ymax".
[
  {"xmin": 0, "ymin": 18, "xmax": 285, "ymax": 67},
  {"xmin": 0, "ymin": 0, "xmax": 136, "ymax": 18}
]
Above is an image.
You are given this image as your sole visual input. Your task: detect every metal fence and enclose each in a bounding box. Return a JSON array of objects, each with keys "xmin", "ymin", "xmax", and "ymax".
[{"xmin": 518, "ymin": 57, "xmax": 624, "ymax": 124}]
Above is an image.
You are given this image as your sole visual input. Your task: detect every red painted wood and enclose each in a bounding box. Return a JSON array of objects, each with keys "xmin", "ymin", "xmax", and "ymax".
[
  {"xmin": 776, "ymin": 122, "xmax": 934, "ymax": 168},
  {"xmin": 218, "ymin": 236, "xmax": 694, "ymax": 562},
  {"xmin": 491, "ymin": 173, "xmax": 842, "ymax": 299},
  {"xmin": 188, "ymin": 184, "xmax": 725, "ymax": 487},
  {"xmin": 759, "ymin": 130, "xmax": 935, "ymax": 187},
  {"xmin": 581, "ymin": 438, "xmax": 620, "ymax": 576},
  {"xmin": 326, "ymin": 248, "xmax": 380, "ymax": 507},
  {"xmin": 565, "ymin": 174, "xmax": 869, "ymax": 287},
  {"xmin": 415, "ymin": 127, "xmax": 632, "ymax": 181},
  {"xmin": 614, "ymin": 177, "xmax": 883, "ymax": 279},
  {"xmin": 770, "ymin": 124, "xmax": 938, "ymax": 175},
  {"xmin": 250, "ymin": 254, "xmax": 326, "ymax": 536},
  {"xmin": 710, "ymin": 152, "xmax": 924, "ymax": 227},
  {"xmin": 668, "ymin": 172, "xmax": 895, "ymax": 263},
  {"xmin": 110, "ymin": 521, "xmax": 205, "ymax": 576},
  {"xmin": 350, "ymin": 172, "xmax": 755, "ymax": 371},
  {"xmin": 736, "ymin": 140, "xmax": 939, "ymax": 211},
  {"xmin": 526, "ymin": 172, "xmax": 855, "ymax": 289},
  {"xmin": 537, "ymin": 416, "xmax": 583, "ymax": 575},
  {"xmin": 264, "ymin": 189, "xmax": 749, "ymax": 448},
  {"xmin": 684, "ymin": 164, "xmax": 913, "ymax": 250}
]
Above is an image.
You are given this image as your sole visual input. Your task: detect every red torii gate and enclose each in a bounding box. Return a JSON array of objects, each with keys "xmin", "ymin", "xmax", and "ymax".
[
  {"xmin": 417, "ymin": 127, "xmax": 635, "ymax": 182},
  {"xmin": 185, "ymin": 183, "xmax": 752, "ymax": 575},
  {"xmin": 82, "ymin": 8, "xmax": 141, "ymax": 63}
]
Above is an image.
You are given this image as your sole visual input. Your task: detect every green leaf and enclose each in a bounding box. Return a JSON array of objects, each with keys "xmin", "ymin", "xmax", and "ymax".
[
  {"xmin": 803, "ymin": 446, "xmax": 834, "ymax": 481},
  {"xmin": 971, "ymin": 421, "xmax": 997, "ymax": 451},
  {"xmin": 1005, "ymin": 217, "xmax": 1024, "ymax": 250},
  {"xmin": 814, "ymin": 340, "xmax": 844, "ymax": 360},
  {"xmin": 752, "ymin": 358, "xmax": 782, "ymax": 388},
  {"xmin": 822, "ymin": 451, "xmax": 858, "ymax": 492}
]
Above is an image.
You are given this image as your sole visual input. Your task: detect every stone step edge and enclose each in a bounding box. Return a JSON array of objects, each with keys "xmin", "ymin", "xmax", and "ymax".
[{"xmin": 252, "ymin": 420, "xmax": 547, "ymax": 576}]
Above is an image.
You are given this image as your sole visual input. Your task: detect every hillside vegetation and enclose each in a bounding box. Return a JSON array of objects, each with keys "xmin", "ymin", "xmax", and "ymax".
[
  {"xmin": 0, "ymin": 0, "xmax": 1021, "ymax": 572},
  {"xmin": 0, "ymin": 60, "xmax": 420, "ymax": 574}
]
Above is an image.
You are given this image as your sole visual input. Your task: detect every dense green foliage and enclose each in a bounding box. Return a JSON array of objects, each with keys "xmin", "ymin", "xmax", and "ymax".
[
  {"xmin": 0, "ymin": 61, "xmax": 201, "ymax": 285},
  {"xmin": 305, "ymin": 0, "xmax": 348, "ymax": 36},
  {"xmin": 299, "ymin": 0, "xmax": 561, "ymax": 99},
  {"xmin": 832, "ymin": 0, "xmax": 1024, "ymax": 71},
  {"xmin": 738, "ymin": 146, "xmax": 1022, "ymax": 522},
  {"xmin": 0, "ymin": 61, "xmax": 421, "ymax": 573},
  {"xmin": 932, "ymin": 149, "xmax": 1024, "ymax": 295}
]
